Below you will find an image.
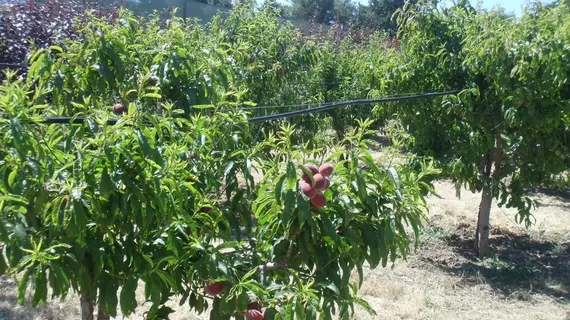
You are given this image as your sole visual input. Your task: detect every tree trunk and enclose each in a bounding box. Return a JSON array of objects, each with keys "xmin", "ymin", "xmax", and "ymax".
[
  {"xmin": 474, "ymin": 130, "xmax": 503, "ymax": 258},
  {"xmin": 475, "ymin": 183, "xmax": 492, "ymax": 257},
  {"xmin": 80, "ymin": 292, "xmax": 94, "ymax": 320},
  {"xmin": 97, "ymin": 302, "xmax": 110, "ymax": 320}
]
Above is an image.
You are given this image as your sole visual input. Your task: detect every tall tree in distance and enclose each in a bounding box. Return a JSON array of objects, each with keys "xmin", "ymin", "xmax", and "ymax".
[
  {"xmin": 193, "ymin": 0, "xmax": 233, "ymax": 9},
  {"xmin": 333, "ymin": 0, "xmax": 358, "ymax": 26},
  {"xmin": 285, "ymin": 0, "xmax": 416, "ymax": 32},
  {"xmin": 291, "ymin": 0, "xmax": 335, "ymax": 24},
  {"xmin": 355, "ymin": 0, "xmax": 418, "ymax": 32}
]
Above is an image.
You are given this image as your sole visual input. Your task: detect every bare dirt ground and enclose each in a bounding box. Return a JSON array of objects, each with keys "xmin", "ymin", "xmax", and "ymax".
[{"xmin": 2, "ymin": 143, "xmax": 569, "ymax": 319}]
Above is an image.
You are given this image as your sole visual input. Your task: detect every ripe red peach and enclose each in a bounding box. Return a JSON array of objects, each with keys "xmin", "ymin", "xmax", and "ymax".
[
  {"xmin": 113, "ymin": 103, "xmax": 127, "ymax": 114},
  {"xmin": 313, "ymin": 174, "xmax": 326, "ymax": 190},
  {"xmin": 245, "ymin": 309, "xmax": 263, "ymax": 320},
  {"xmin": 204, "ymin": 281, "xmax": 224, "ymax": 296},
  {"xmin": 310, "ymin": 192, "xmax": 326, "ymax": 208},
  {"xmin": 319, "ymin": 163, "xmax": 334, "ymax": 177},
  {"xmin": 299, "ymin": 181, "xmax": 317, "ymax": 199}
]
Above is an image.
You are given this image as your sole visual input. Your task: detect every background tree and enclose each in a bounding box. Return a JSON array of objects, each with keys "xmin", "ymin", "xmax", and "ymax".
[
  {"xmin": 194, "ymin": 0, "xmax": 233, "ymax": 9},
  {"xmin": 355, "ymin": 0, "xmax": 419, "ymax": 32},
  {"xmin": 290, "ymin": 0, "xmax": 335, "ymax": 24},
  {"xmin": 380, "ymin": 1, "xmax": 570, "ymax": 257}
]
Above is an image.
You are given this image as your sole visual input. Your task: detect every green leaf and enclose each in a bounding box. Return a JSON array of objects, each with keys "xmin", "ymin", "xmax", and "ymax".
[
  {"xmin": 219, "ymin": 295, "xmax": 234, "ymax": 315},
  {"xmin": 384, "ymin": 219, "xmax": 395, "ymax": 246},
  {"xmin": 355, "ymin": 298, "xmax": 377, "ymax": 316},
  {"xmin": 356, "ymin": 264, "xmax": 364, "ymax": 287},
  {"xmin": 7, "ymin": 169, "xmax": 17, "ymax": 189},
  {"xmin": 49, "ymin": 45, "xmax": 64, "ymax": 53},
  {"xmin": 135, "ymin": 129, "xmax": 154, "ymax": 160},
  {"xmin": 102, "ymin": 277, "xmax": 119, "ymax": 317},
  {"xmin": 365, "ymin": 225, "xmax": 380, "ymax": 268},
  {"xmin": 285, "ymin": 300, "xmax": 294, "ymax": 320},
  {"xmin": 355, "ymin": 169, "xmax": 368, "ymax": 203},
  {"xmin": 274, "ymin": 174, "xmax": 285, "ymax": 205},
  {"xmin": 285, "ymin": 162, "xmax": 298, "ymax": 190},
  {"xmin": 294, "ymin": 297, "xmax": 306, "ymax": 319},
  {"xmin": 18, "ymin": 267, "xmax": 34, "ymax": 304},
  {"xmin": 72, "ymin": 201, "xmax": 87, "ymax": 232},
  {"xmin": 120, "ymin": 277, "xmax": 138, "ymax": 316},
  {"xmin": 297, "ymin": 193, "xmax": 311, "ymax": 226},
  {"xmin": 321, "ymin": 282, "xmax": 340, "ymax": 296},
  {"xmin": 237, "ymin": 291, "xmax": 248, "ymax": 312},
  {"xmin": 388, "ymin": 167, "xmax": 400, "ymax": 188},
  {"xmin": 32, "ymin": 267, "xmax": 47, "ymax": 306},
  {"xmin": 100, "ymin": 166, "xmax": 113, "ymax": 199},
  {"xmin": 143, "ymin": 92, "xmax": 162, "ymax": 99}
]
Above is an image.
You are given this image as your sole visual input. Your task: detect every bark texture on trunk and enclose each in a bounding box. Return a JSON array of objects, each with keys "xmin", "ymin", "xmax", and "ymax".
[
  {"xmin": 475, "ymin": 183, "xmax": 493, "ymax": 257},
  {"xmin": 474, "ymin": 130, "xmax": 503, "ymax": 258},
  {"xmin": 80, "ymin": 292, "xmax": 94, "ymax": 320}
]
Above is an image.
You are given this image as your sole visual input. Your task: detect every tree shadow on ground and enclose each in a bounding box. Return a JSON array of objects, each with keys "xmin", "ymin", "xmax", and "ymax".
[
  {"xmin": 532, "ymin": 186, "xmax": 570, "ymax": 201},
  {"xmin": 428, "ymin": 227, "xmax": 570, "ymax": 302},
  {"xmin": 0, "ymin": 276, "xmax": 63, "ymax": 320},
  {"xmin": 368, "ymin": 134, "xmax": 392, "ymax": 149}
]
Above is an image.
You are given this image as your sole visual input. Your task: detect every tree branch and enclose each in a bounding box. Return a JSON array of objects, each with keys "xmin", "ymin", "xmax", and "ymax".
[
  {"xmin": 492, "ymin": 129, "xmax": 503, "ymax": 180},
  {"xmin": 258, "ymin": 240, "xmax": 297, "ymax": 272}
]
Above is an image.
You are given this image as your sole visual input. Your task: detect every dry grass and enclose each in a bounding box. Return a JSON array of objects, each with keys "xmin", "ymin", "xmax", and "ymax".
[{"xmin": 1, "ymin": 152, "xmax": 570, "ymax": 319}]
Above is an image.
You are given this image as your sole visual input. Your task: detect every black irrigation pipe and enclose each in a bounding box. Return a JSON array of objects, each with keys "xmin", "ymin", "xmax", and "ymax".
[
  {"xmin": 27, "ymin": 90, "xmax": 461, "ymax": 125},
  {"xmin": 248, "ymin": 90, "xmax": 462, "ymax": 123},
  {"xmin": 242, "ymin": 102, "xmax": 318, "ymax": 110},
  {"xmin": 243, "ymin": 91, "xmax": 436, "ymax": 111},
  {"xmin": 0, "ymin": 63, "xmax": 28, "ymax": 69},
  {"xmin": 38, "ymin": 117, "xmax": 119, "ymax": 125}
]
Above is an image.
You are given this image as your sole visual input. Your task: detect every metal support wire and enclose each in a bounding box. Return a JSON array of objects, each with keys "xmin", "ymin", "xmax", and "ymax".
[
  {"xmin": 0, "ymin": 63, "xmax": 28, "ymax": 69},
  {"xmin": 22, "ymin": 89, "xmax": 461, "ymax": 125},
  {"xmin": 243, "ymin": 91, "xmax": 440, "ymax": 111},
  {"xmin": 242, "ymin": 102, "xmax": 319, "ymax": 110},
  {"xmin": 248, "ymin": 90, "xmax": 461, "ymax": 123},
  {"xmin": 38, "ymin": 117, "xmax": 119, "ymax": 125}
]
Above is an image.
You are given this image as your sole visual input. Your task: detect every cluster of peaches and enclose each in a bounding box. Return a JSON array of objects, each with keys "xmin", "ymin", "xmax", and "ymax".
[{"xmin": 299, "ymin": 162, "xmax": 333, "ymax": 208}]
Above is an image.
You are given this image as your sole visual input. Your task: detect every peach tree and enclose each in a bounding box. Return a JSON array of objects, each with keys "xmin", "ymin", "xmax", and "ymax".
[
  {"xmin": 0, "ymin": 60, "xmax": 439, "ymax": 320},
  {"xmin": 378, "ymin": 1, "xmax": 570, "ymax": 257},
  {"xmin": 0, "ymin": 7, "xmax": 440, "ymax": 320}
]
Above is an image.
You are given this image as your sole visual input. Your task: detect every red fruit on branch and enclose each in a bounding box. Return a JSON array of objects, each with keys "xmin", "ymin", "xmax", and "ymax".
[
  {"xmin": 113, "ymin": 103, "xmax": 127, "ymax": 114},
  {"xmin": 322, "ymin": 178, "xmax": 330, "ymax": 190},
  {"xmin": 304, "ymin": 164, "xmax": 319, "ymax": 175},
  {"xmin": 245, "ymin": 309, "xmax": 264, "ymax": 320},
  {"xmin": 299, "ymin": 181, "xmax": 317, "ymax": 199},
  {"xmin": 313, "ymin": 173, "xmax": 326, "ymax": 190},
  {"xmin": 301, "ymin": 163, "xmax": 319, "ymax": 185},
  {"xmin": 199, "ymin": 207, "xmax": 212, "ymax": 213},
  {"xmin": 204, "ymin": 281, "xmax": 224, "ymax": 296},
  {"xmin": 311, "ymin": 192, "xmax": 326, "ymax": 208},
  {"xmin": 247, "ymin": 301, "xmax": 261, "ymax": 311},
  {"xmin": 319, "ymin": 163, "xmax": 334, "ymax": 177}
]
